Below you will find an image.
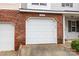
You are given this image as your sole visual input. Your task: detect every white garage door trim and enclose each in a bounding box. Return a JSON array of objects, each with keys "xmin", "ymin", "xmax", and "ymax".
[
  {"xmin": 0, "ymin": 23, "xmax": 15, "ymax": 51},
  {"xmin": 26, "ymin": 17, "xmax": 57, "ymax": 44}
]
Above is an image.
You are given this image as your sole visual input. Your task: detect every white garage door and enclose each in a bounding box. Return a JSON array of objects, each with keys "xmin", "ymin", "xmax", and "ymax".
[
  {"xmin": 0, "ymin": 23, "xmax": 14, "ymax": 51},
  {"xmin": 26, "ymin": 18, "xmax": 57, "ymax": 44}
]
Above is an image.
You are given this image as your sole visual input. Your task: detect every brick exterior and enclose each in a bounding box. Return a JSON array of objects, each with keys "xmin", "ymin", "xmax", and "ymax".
[{"xmin": 0, "ymin": 10, "xmax": 63, "ymax": 50}]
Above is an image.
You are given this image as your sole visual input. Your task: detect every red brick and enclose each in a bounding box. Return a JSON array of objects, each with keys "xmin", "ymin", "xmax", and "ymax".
[{"xmin": 0, "ymin": 10, "xmax": 63, "ymax": 50}]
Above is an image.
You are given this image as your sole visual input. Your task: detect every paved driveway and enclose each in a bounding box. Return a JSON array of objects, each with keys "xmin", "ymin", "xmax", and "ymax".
[
  {"xmin": 0, "ymin": 51, "xmax": 18, "ymax": 56},
  {"xmin": 19, "ymin": 44, "xmax": 77, "ymax": 56}
]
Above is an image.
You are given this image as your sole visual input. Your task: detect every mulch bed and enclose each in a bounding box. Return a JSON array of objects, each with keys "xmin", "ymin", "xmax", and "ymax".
[{"xmin": 69, "ymin": 48, "xmax": 79, "ymax": 55}]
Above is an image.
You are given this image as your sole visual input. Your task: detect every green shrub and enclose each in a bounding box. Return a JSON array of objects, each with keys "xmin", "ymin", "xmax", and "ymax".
[
  {"xmin": 75, "ymin": 46, "xmax": 79, "ymax": 52},
  {"xmin": 71, "ymin": 40, "xmax": 76, "ymax": 49},
  {"xmin": 71, "ymin": 39, "xmax": 79, "ymax": 52}
]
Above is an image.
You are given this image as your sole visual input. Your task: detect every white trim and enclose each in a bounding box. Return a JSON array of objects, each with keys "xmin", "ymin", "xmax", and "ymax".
[
  {"xmin": 19, "ymin": 9, "xmax": 79, "ymax": 14},
  {"xmin": 26, "ymin": 17, "xmax": 57, "ymax": 21},
  {"xmin": 63, "ymin": 15, "xmax": 65, "ymax": 44},
  {"xmin": 19, "ymin": 3, "xmax": 21, "ymax": 9}
]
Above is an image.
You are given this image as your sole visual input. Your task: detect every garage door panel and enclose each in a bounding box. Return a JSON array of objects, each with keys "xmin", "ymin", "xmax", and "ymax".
[
  {"xmin": 26, "ymin": 18, "xmax": 57, "ymax": 44},
  {"xmin": 0, "ymin": 24, "xmax": 14, "ymax": 51}
]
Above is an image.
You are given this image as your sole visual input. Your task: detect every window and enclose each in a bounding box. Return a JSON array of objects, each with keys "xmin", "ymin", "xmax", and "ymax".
[
  {"xmin": 32, "ymin": 3, "xmax": 39, "ymax": 5},
  {"xmin": 62, "ymin": 3, "xmax": 73, "ymax": 7},
  {"xmin": 40, "ymin": 3, "xmax": 47, "ymax": 6},
  {"xmin": 68, "ymin": 21, "xmax": 79, "ymax": 32},
  {"xmin": 71, "ymin": 21, "xmax": 76, "ymax": 32},
  {"xmin": 31, "ymin": 3, "xmax": 47, "ymax": 6}
]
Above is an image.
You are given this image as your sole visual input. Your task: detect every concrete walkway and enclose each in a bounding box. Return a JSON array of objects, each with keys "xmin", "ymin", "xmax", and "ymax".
[{"xmin": 19, "ymin": 44, "xmax": 77, "ymax": 56}]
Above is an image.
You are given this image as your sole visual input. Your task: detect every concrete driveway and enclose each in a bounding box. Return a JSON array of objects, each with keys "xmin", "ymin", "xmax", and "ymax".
[
  {"xmin": 19, "ymin": 44, "xmax": 77, "ymax": 56},
  {"xmin": 0, "ymin": 51, "xmax": 18, "ymax": 56}
]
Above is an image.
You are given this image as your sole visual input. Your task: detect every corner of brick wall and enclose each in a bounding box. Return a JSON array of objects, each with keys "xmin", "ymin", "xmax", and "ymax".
[{"xmin": 57, "ymin": 15, "xmax": 63, "ymax": 44}]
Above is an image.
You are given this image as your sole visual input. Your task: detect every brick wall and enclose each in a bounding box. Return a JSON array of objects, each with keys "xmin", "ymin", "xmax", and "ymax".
[{"xmin": 0, "ymin": 10, "xmax": 63, "ymax": 50}]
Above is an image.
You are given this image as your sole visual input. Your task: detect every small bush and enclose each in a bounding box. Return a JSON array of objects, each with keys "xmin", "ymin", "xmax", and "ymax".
[
  {"xmin": 71, "ymin": 40, "xmax": 77, "ymax": 49},
  {"xmin": 75, "ymin": 46, "xmax": 79, "ymax": 52},
  {"xmin": 71, "ymin": 39, "xmax": 79, "ymax": 52}
]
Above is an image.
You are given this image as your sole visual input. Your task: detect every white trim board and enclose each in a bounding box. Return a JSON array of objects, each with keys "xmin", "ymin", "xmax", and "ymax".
[{"xmin": 20, "ymin": 9, "xmax": 79, "ymax": 14}]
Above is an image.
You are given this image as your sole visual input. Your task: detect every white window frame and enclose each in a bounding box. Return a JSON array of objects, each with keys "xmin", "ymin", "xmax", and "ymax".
[
  {"xmin": 32, "ymin": 3, "xmax": 39, "ymax": 5},
  {"xmin": 40, "ymin": 3, "xmax": 47, "ymax": 6},
  {"xmin": 71, "ymin": 21, "xmax": 77, "ymax": 32},
  {"xmin": 31, "ymin": 3, "xmax": 47, "ymax": 6},
  {"xmin": 62, "ymin": 3, "xmax": 73, "ymax": 7},
  {"xmin": 68, "ymin": 20, "xmax": 77, "ymax": 32}
]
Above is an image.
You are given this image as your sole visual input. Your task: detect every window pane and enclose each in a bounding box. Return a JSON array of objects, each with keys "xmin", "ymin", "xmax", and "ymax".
[
  {"xmin": 72, "ymin": 27, "xmax": 76, "ymax": 32},
  {"xmin": 32, "ymin": 3, "xmax": 39, "ymax": 5},
  {"xmin": 68, "ymin": 21, "xmax": 71, "ymax": 32},
  {"xmin": 72, "ymin": 21, "xmax": 76, "ymax": 27},
  {"xmin": 62, "ymin": 3, "xmax": 65, "ymax": 7},
  {"xmin": 66, "ymin": 3, "xmax": 70, "ymax": 6},
  {"xmin": 76, "ymin": 21, "xmax": 79, "ymax": 32},
  {"xmin": 70, "ymin": 3, "xmax": 73, "ymax": 7},
  {"xmin": 40, "ymin": 3, "xmax": 47, "ymax": 6},
  {"xmin": 62, "ymin": 3, "xmax": 73, "ymax": 7}
]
